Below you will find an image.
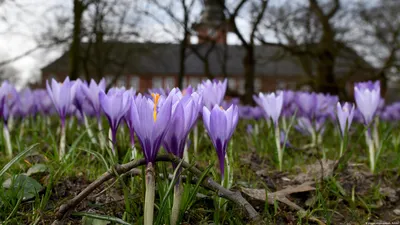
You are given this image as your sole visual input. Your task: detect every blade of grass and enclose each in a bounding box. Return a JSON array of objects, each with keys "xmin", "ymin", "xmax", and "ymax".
[
  {"xmin": 0, "ymin": 143, "xmax": 39, "ymax": 177},
  {"xmin": 155, "ymin": 159, "xmax": 184, "ymax": 225},
  {"xmin": 179, "ymin": 163, "xmax": 213, "ymax": 223}
]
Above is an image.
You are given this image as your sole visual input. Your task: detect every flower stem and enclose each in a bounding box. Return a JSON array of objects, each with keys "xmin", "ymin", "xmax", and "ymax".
[
  {"xmin": 3, "ymin": 124, "xmax": 12, "ymax": 158},
  {"xmin": 339, "ymin": 139, "xmax": 344, "ymax": 158},
  {"xmin": 193, "ymin": 123, "xmax": 198, "ymax": 155},
  {"xmin": 275, "ymin": 125, "xmax": 283, "ymax": 171},
  {"xmin": 8, "ymin": 115, "xmax": 14, "ymax": 132},
  {"xmin": 108, "ymin": 128, "xmax": 113, "ymax": 151},
  {"xmin": 183, "ymin": 143, "xmax": 189, "ymax": 163},
  {"xmin": 365, "ymin": 130, "xmax": 375, "ymax": 173},
  {"xmin": 19, "ymin": 119, "xmax": 26, "ymax": 139},
  {"xmin": 131, "ymin": 146, "xmax": 138, "ymax": 160},
  {"xmin": 170, "ymin": 178, "xmax": 183, "ymax": 225},
  {"xmin": 59, "ymin": 122, "xmax": 66, "ymax": 160},
  {"xmin": 98, "ymin": 121, "xmax": 106, "ymax": 150},
  {"xmin": 84, "ymin": 114, "xmax": 96, "ymax": 144},
  {"xmin": 372, "ymin": 120, "xmax": 380, "ymax": 150},
  {"xmin": 144, "ymin": 162, "xmax": 155, "ymax": 225}
]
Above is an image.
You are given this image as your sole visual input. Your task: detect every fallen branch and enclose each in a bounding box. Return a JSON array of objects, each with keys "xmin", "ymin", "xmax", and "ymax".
[{"xmin": 53, "ymin": 154, "xmax": 262, "ymax": 224}]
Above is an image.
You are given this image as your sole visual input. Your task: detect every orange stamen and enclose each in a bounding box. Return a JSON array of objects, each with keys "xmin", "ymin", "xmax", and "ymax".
[{"xmin": 151, "ymin": 93, "xmax": 160, "ymax": 121}]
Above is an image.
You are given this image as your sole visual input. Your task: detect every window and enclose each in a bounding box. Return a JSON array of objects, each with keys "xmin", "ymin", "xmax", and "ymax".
[
  {"xmin": 152, "ymin": 77, "xmax": 162, "ymax": 88},
  {"xmin": 164, "ymin": 77, "xmax": 175, "ymax": 89},
  {"xmin": 130, "ymin": 76, "xmax": 140, "ymax": 90},
  {"xmin": 238, "ymin": 79, "xmax": 245, "ymax": 94},
  {"xmin": 255, "ymin": 78, "xmax": 262, "ymax": 92},
  {"xmin": 48, "ymin": 74, "xmax": 57, "ymax": 80},
  {"xmin": 182, "ymin": 77, "xmax": 188, "ymax": 88},
  {"xmin": 228, "ymin": 78, "xmax": 237, "ymax": 90},
  {"xmin": 117, "ymin": 76, "xmax": 126, "ymax": 87},
  {"xmin": 189, "ymin": 77, "xmax": 200, "ymax": 87},
  {"xmin": 105, "ymin": 75, "xmax": 114, "ymax": 86},
  {"xmin": 277, "ymin": 81, "xmax": 286, "ymax": 90},
  {"xmin": 300, "ymin": 84, "xmax": 312, "ymax": 92},
  {"xmin": 286, "ymin": 82, "xmax": 296, "ymax": 90}
]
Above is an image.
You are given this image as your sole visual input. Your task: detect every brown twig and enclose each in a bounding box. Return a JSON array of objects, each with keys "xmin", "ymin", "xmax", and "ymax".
[{"xmin": 52, "ymin": 155, "xmax": 262, "ymax": 225}]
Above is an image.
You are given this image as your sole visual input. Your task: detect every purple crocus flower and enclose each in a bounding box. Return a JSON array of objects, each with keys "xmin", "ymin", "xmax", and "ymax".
[
  {"xmin": 46, "ymin": 77, "xmax": 78, "ymax": 126},
  {"xmin": 72, "ymin": 80, "xmax": 88, "ymax": 118},
  {"xmin": 282, "ymin": 90, "xmax": 296, "ymax": 117},
  {"xmin": 0, "ymin": 89, "xmax": 9, "ymax": 124},
  {"xmin": 202, "ymin": 104, "xmax": 239, "ymax": 179},
  {"xmin": 336, "ymin": 102, "xmax": 355, "ymax": 137},
  {"xmin": 197, "ymin": 79, "xmax": 227, "ymax": 110},
  {"xmin": 296, "ymin": 117, "xmax": 326, "ymax": 137},
  {"xmin": 163, "ymin": 89, "xmax": 202, "ymax": 160},
  {"xmin": 182, "ymin": 85, "xmax": 193, "ymax": 96},
  {"xmin": 81, "ymin": 78, "xmax": 106, "ymax": 120},
  {"xmin": 132, "ymin": 92, "xmax": 174, "ymax": 225},
  {"xmin": 148, "ymin": 87, "xmax": 169, "ymax": 97},
  {"xmin": 123, "ymin": 89, "xmax": 138, "ymax": 148},
  {"xmin": 46, "ymin": 77, "xmax": 78, "ymax": 159},
  {"xmin": 99, "ymin": 87, "xmax": 131, "ymax": 153},
  {"xmin": 381, "ymin": 103, "xmax": 400, "ymax": 121},
  {"xmin": 34, "ymin": 90, "xmax": 54, "ymax": 115},
  {"xmin": 0, "ymin": 81, "xmax": 18, "ymax": 158},
  {"xmin": 280, "ymin": 130, "xmax": 292, "ymax": 149},
  {"xmin": 18, "ymin": 88, "xmax": 38, "ymax": 118},
  {"xmin": 354, "ymin": 80, "xmax": 381, "ymax": 125},
  {"xmin": 295, "ymin": 92, "xmax": 317, "ymax": 118},
  {"xmin": 254, "ymin": 91, "xmax": 283, "ymax": 126},
  {"xmin": 246, "ymin": 124, "xmax": 253, "ymax": 135},
  {"xmin": 0, "ymin": 81, "xmax": 19, "ymax": 123},
  {"xmin": 130, "ymin": 92, "xmax": 173, "ymax": 163}
]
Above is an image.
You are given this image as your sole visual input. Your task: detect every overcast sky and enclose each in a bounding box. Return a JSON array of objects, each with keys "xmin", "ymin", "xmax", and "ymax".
[
  {"xmin": 0, "ymin": 0, "xmax": 276, "ymax": 88},
  {"xmin": 0, "ymin": 0, "xmax": 381, "ymax": 88}
]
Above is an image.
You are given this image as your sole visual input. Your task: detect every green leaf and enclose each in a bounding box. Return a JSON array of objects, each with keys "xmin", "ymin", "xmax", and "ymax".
[
  {"xmin": 73, "ymin": 212, "xmax": 132, "ymax": 225},
  {"xmin": 26, "ymin": 164, "xmax": 48, "ymax": 176},
  {"xmin": 82, "ymin": 217, "xmax": 110, "ymax": 225},
  {"xmin": 3, "ymin": 174, "xmax": 43, "ymax": 200}
]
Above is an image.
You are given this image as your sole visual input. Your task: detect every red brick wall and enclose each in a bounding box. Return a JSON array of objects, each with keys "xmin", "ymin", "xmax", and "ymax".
[{"xmin": 38, "ymin": 73, "xmax": 306, "ymax": 94}]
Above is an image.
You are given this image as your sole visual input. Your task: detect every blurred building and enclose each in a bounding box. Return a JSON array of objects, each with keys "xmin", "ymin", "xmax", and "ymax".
[{"xmin": 40, "ymin": 0, "xmax": 375, "ymax": 95}]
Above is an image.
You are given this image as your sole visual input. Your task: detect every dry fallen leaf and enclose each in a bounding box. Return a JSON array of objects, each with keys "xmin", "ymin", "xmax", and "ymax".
[
  {"xmin": 241, "ymin": 181, "xmax": 316, "ymax": 211},
  {"xmin": 294, "ymin": 160, "xmax": 336, "ymax": 183}
]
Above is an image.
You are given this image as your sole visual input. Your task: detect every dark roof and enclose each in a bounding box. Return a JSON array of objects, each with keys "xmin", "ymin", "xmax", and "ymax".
[{"xmin": 41, "ymin": 42, "xmax": 374, "ymax": 77}]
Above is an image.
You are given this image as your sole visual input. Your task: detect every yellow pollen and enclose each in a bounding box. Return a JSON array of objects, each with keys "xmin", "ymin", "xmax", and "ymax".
[
  {"xmin": 151, "ymin": 93, "xmax": 160, "ymax": 121},
  {"xmin": 220, "ymin": 106, "xmax": 224, "ymax": 110}
]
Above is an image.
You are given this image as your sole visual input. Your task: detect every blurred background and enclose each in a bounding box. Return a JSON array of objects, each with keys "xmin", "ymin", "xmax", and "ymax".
[{"xmin": 0, "ymin": 0, "xmax": 398, "ymax": 103}]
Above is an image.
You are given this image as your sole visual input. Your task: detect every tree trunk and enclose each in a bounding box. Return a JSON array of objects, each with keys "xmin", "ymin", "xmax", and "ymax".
[
  {"xmin": 243, "ymin": 46, "xmax": 255, "ymax": 104},
  {"xmin": 378, "ymin": 71, "xmax": 387, "ymax": 97},
  {"xmin": 316, "ymin": 51, "xmax": 338, "ymax": 95},
  {"xmin": 69, "ymin": 0, "xmax": 85, "ymax": 80},
  {"xmin": 178, "ymin": 32, "xmax": 189, "ymax": 89},
  {"xmin": 204, "ymin": 59, "xmax": 213, "ymax": 79}
]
